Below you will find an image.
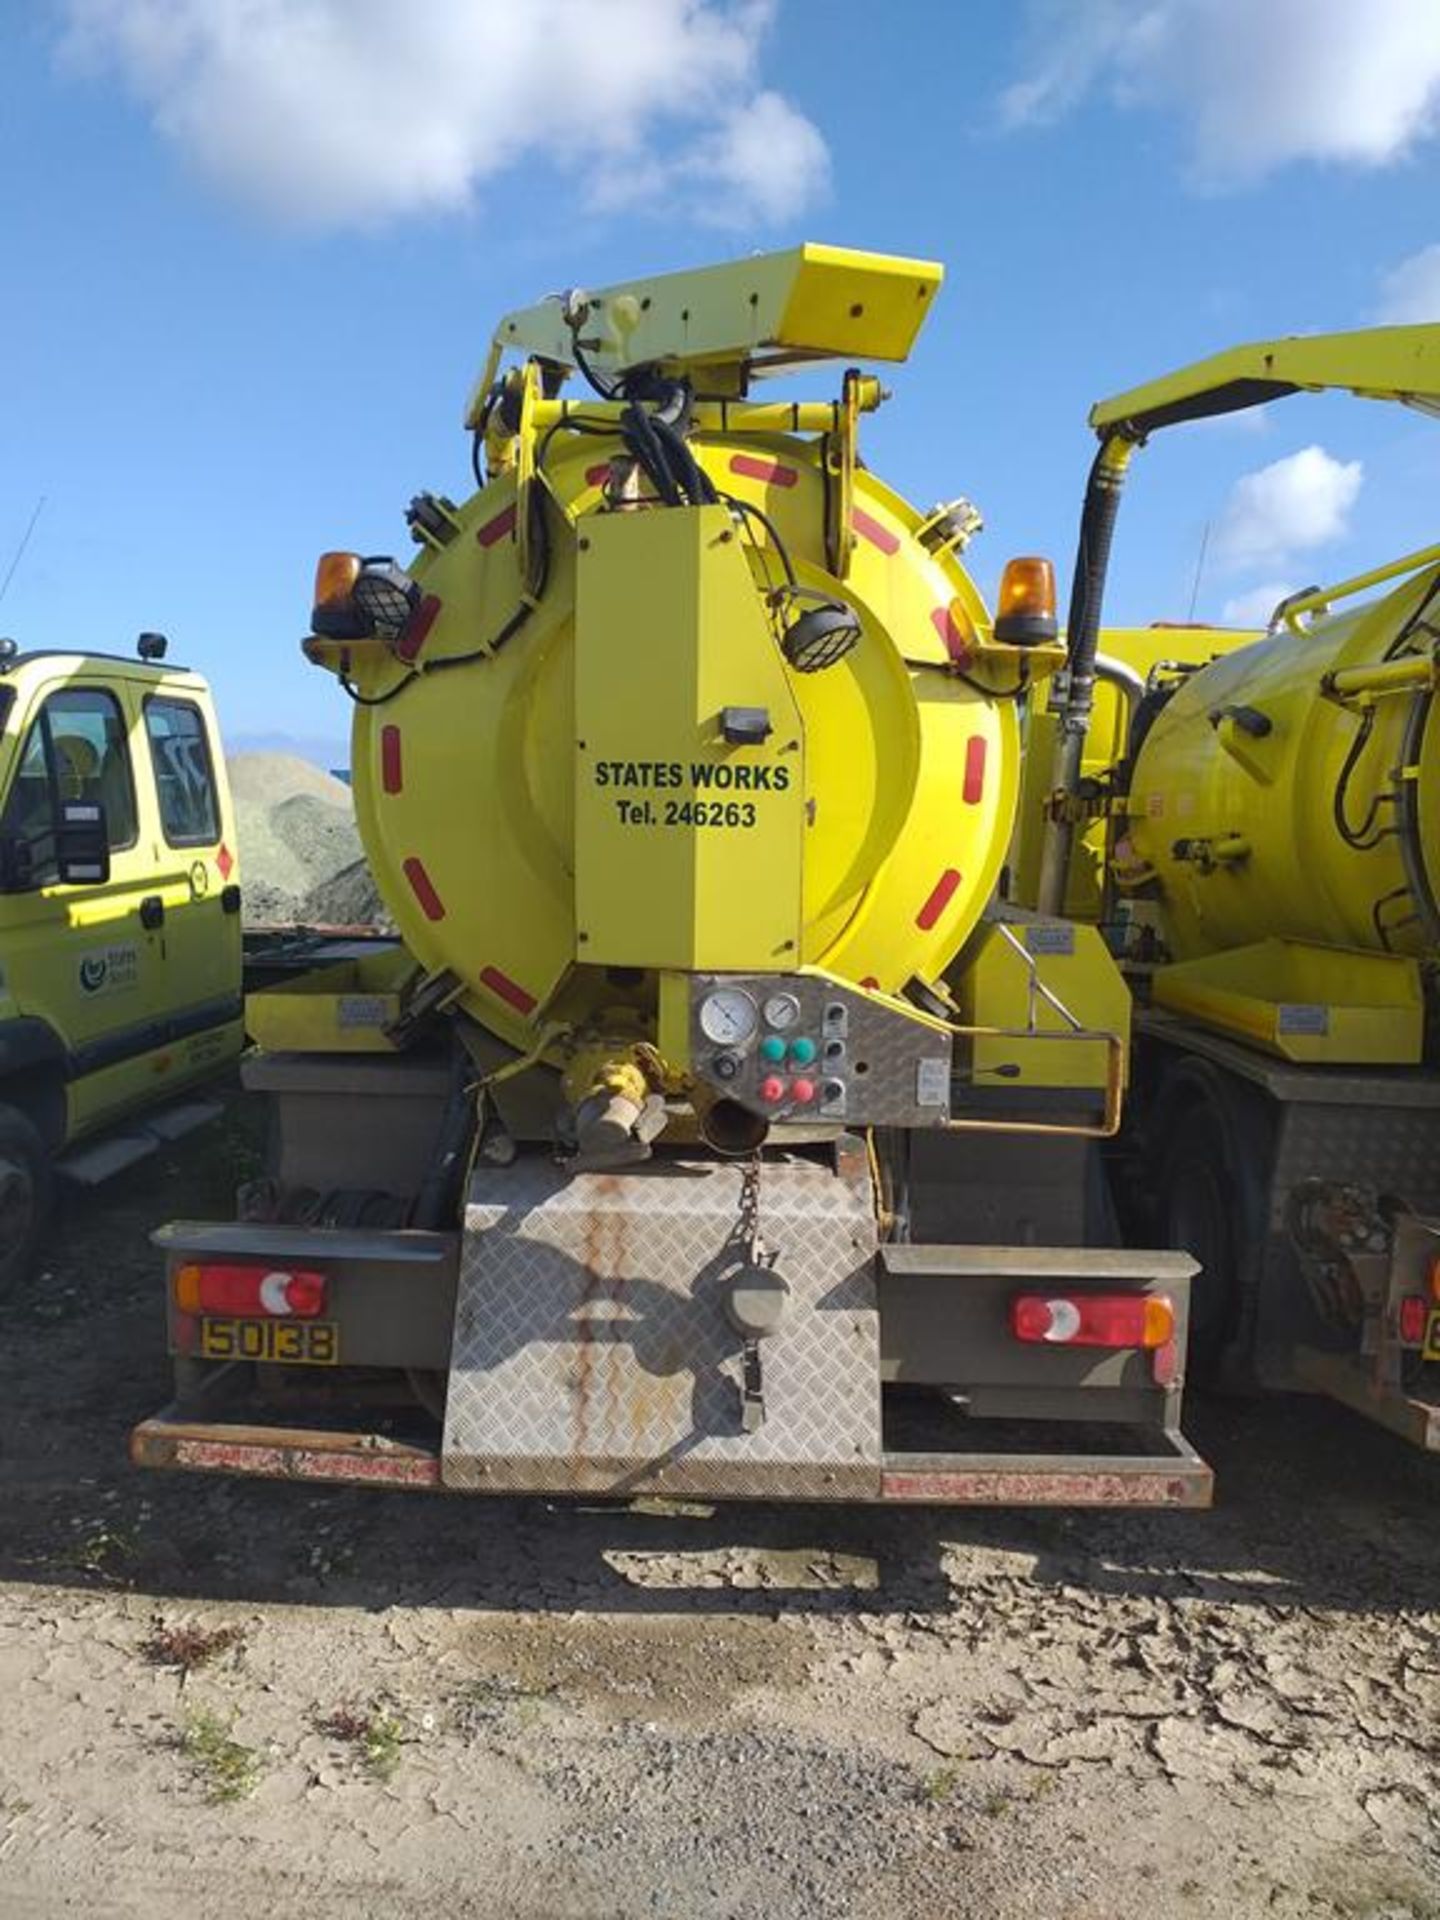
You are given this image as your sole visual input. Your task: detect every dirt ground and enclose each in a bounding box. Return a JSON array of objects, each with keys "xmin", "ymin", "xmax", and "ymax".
[{"xmin": 2, "ymin": 1107, "xmax": 1439, "ymax": 1920}]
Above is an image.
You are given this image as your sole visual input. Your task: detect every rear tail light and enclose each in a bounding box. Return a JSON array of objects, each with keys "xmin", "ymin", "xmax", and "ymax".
[
  {"xmin": 174, "ymin": 1263, "xmax": 328, "ymax": 1319},
  {"xmin": 1428, "ymin": 1253, "xmax": 1440, "ymax": 1305},
  {"xmin": 1011, "ymin": 1292, "xmax": 1175, "ymax": 1349},
  {"xmin": 1398, "ymin": 1293, "xmax": 1429, "ymax": 1345}
]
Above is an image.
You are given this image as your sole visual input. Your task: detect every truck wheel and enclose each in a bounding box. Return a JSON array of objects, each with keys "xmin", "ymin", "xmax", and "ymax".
[
  {"xmin": 0, "ymin": 1106, "xmax": 52, "ymax": 1299},
  {"xmin": 1158, "ymin": 1103, "xmax": 1246, "ymax": 1381}
]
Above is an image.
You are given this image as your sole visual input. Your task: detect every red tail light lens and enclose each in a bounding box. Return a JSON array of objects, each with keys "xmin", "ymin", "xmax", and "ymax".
[
  {"xmin": 174, "ymin": 1263, "xmax": 327, "ymax": 1319},
  {"xmin": 1398, "ymin": 1293, "xmax": 1429, "ymax": 1345},
  {"xmin": 1011, "ymin": 1292, "xmax": 1175, "ymax": 1349}
]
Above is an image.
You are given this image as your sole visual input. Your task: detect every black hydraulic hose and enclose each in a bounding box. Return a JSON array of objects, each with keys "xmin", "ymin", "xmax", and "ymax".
[
  {"xmin": 1036, "ymin": 433, "xmax": 1138, "ymax": 915},
  {"xmin": 1332, "ymin": 704, "xmax": 1387, "ymax": 849},
  {"xmin": 1064, "ymin": 439, "xmax": 1133, "ymax": 756},
  {"xmin": 410, "ymin": 1046, "xmax": 477, "ymax": 1230},
  {"xmin": 621, "ymin": 401, "xmax": 682, "ymax": 505},
  {"xmin": 651, "ymin": 413, "xmax": 716, "ymax": 505}
]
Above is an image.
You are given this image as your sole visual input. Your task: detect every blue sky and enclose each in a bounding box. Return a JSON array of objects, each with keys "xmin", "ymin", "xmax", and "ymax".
[{"xmin": 3, "ymin": 0, "xmax": 1440, "ymax": 761}]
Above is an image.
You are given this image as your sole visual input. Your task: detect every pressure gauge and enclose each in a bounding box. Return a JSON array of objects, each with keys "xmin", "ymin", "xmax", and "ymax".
[
  {"xmin": 699, "ymin": 987, "xmax": 759, "ymax": 1047},
  {"xmin": 762, "ymin": 992, "xmax": 802, "ymax": 1032}
]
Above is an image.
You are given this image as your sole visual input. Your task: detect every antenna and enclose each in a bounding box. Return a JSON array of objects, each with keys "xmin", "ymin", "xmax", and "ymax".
[
  {"xmin": 1185, "ymin": 519, "xmax": 1211, "ymax": 623},
  {"xmin": 0, "ymin": 496, "xmax": 47, "ymax": 608}
]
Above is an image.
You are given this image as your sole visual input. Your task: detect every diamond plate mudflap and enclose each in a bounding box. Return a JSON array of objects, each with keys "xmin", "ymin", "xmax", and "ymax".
[{"xmin": 443, "ymin": 1155, "xmax": 881, "ymax": 1499}]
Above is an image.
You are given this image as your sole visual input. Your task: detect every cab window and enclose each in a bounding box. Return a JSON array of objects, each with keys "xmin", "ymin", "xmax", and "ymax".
[
  {"xmin": 0, "ymin": 688, "xmax": 138, "ymax": 885},
  {"xmin": 144, "ymin": 697, "xmax": 220, "ymax": 847}
]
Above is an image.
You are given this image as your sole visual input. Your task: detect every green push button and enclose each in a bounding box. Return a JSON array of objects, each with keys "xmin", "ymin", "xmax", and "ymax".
[
  {"xmin": 789, "ymin": 1036, "xmax": 818, "ymax": 1066},
  {"xmin": 760, "ymin": 1035, "xmax": 787, "ymax": 1064}
]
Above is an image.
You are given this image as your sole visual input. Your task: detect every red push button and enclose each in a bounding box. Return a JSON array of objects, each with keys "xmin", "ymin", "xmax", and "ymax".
[
  {"xmin": 759, "ymin": 1075, "xmax": 788, "ymax": 1104},
  {"xmin": 791, "ymin": 1077, "xmax": 817, "ymax": 1104}
]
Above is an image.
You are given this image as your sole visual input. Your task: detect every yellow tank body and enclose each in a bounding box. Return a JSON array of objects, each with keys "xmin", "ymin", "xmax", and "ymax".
[
  {"xmin": 1119, "ymin": 563, "xmax": 1440, "ymax": 965},
  {"xmin": 346, "ymin": 438, "xmax": 1014, "ymax": 1047},
  {"xmin": 305, "ymin": 246, "xmax": 1072, "ymax": 1082}
]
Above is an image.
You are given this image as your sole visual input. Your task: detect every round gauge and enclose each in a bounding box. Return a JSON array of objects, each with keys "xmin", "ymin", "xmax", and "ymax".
[
  {"xmin": 762, "ymin": 992, "xmax": 802, "ymax": 1032},
  {"xmin": 699, "ymin": 987, "xmax": 759, "ymax": 1047}
]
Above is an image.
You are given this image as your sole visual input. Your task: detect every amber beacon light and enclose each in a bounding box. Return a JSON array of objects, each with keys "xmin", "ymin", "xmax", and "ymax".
[{"xmin": 994, "ymin": 555, "xmax": 1058, "ymax": 646}]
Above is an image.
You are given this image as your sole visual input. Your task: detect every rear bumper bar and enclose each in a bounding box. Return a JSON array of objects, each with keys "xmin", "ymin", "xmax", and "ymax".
[
  {"xmin": 131, "ymin": 1411, "xmax": 1212, "ymax": 1508},
  {"xmin": 1293, "ymin": 1346, "xmax": 1440, "ymax": 1451}
]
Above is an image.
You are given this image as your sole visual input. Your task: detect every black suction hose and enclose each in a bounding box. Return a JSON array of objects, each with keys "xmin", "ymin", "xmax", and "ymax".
[{"xmin": 1036, "ymin": 432, "xmax": 1139, "ymax": 916}]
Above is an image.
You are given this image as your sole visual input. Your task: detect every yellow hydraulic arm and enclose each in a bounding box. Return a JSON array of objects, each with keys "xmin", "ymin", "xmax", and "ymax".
[
  {"xmin": 1091, "ymin": 323, "xmax": 1440, "ymax": 437},
  {"xmin": 1039, "ymin": 322, "xmax": 1440, "ymax": 915}
]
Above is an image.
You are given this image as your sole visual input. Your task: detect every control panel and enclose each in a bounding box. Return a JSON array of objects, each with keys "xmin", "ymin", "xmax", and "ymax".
[{"xmin": 688, "ymin": 973, "xmax": 953, "ymax": 1128}]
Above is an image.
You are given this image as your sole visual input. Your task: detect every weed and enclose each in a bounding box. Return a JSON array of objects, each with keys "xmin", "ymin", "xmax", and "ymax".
[
  {"xmin": 144, "ymin": 1620, "xmax": 245, "ymax": 1675},
  {"xmin": 921, "ymin": 1765, "xmax": 962, "ymax": 1805},
  {"xmin": 179, "ymin": 1709, "xmax": 262, "ymax": 1804},
  {"xmin": 453, "ymin": 1675, "xmax": 554, "ymax": 1738},
  {"xmin": 319, "ymin": 1704, "xmax": 406, "ymax": 1784},
  {"xmin": 64, "ymin": 1519, "xmax": 139, "ymax": 1584}
]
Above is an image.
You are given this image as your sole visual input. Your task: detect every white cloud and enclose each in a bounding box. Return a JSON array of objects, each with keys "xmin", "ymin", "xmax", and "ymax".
[
  {"xmin": 1002, "ymin": 0, "xmax": 1440, "ymax": 186},
  {"xmin": 1374, "ymin": 244, "xmax": 1440, "ymax": 322},
  {"xmin": 1220, "ymin": 582, "xmax": 1295, "ymax": 628},
  {"xmin": 1215, "ymin": 446, "xmax": 1363, "ymax": 569},
  {"xmin": 691, "ymin": 90, "xmax": 831, "ymax": 226},
  {"xmin": 59, "ymin": 0, "xmax": 828, "ymax": 230},
  {"xmin": 592, "ymin": 87, "xmax": 829, "ymax": 228}
]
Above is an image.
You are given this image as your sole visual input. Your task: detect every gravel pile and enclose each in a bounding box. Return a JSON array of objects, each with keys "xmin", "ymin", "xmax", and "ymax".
[{"xmin": 227, "ymin": 751, "xmax": 388, "ymax": 927}]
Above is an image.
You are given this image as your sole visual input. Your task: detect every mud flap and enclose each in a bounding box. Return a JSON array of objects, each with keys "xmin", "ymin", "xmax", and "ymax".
[{"xmin": 442, "ymin": 1156, "xmax": 882, "ymax": 1498}]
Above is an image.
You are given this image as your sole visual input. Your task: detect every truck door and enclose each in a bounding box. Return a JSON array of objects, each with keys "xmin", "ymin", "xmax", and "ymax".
[
  {"xmin": 0, "ymin": 682, "xmax": 171, "ymax": 1139},
  {"xmin": 137, "ymin": 691, "xmax": 243, "ymax": 1086}
]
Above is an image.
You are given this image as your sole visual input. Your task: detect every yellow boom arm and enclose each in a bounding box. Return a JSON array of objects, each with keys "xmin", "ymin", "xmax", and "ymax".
[{"xmin": 1091, "ymin": 323, "xmax": 1440, "ymax": 437}]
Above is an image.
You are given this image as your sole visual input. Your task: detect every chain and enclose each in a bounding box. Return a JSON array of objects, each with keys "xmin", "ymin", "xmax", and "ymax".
[{"xmin": 738, "ymin": 1153, "xmax": 771, "ymax": 1268}]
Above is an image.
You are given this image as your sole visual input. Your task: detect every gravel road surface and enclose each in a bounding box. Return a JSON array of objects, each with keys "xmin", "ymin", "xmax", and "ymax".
[{"xmin": 2, "ymin": 1106, "xmax": 1437, "ymax": 1919}]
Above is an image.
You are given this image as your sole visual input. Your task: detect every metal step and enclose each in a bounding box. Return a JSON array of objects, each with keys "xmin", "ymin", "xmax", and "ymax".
[
  {"xmin": 879, "ymin": 1243, "xmax": 1199, "ymax": 1282},
  {"xmin": 56, "ymin": 1098, "xmax": 223, "ymax": 1187},
  {"xmin": 139, "ymin": 1098, "xmax": 224, "ymax": 1143}
]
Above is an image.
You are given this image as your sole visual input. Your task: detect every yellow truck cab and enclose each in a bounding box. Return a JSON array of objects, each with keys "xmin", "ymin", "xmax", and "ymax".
[{"xmin": 0, "ymin": 636, "xmax": 243, "ymax": 1291}]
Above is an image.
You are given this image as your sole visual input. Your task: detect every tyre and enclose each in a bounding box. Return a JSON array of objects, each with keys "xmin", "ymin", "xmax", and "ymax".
[
  {"xmin": 1156, "ymin": 1087, "xmax": 1270, "ymax": 1383},
  {"xmin": 0, "ymin": 1104, "xmax": 52, "ymax": 1300}
]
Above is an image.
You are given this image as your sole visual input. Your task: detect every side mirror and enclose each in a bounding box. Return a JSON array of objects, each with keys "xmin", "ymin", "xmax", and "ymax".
[
  {"xmin": 0, "ymin": 834, "xmax": 35, "ymax": 892},
  {"xmin": 55, "ymin": 801, "xmax": 110, "ymax": 886}
]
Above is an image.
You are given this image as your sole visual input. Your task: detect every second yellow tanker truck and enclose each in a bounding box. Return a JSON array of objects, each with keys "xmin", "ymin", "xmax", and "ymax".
[
  {"xmin": 1019, "ymin": 324, "xmax": 1440, "ymax": 1450},
  {"xmin": 132, "ymin": 244, "xmax": 1211, "ymax": 1507}
]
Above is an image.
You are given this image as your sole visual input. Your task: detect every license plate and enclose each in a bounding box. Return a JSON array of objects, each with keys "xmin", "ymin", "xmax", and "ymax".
[
  {"xmin": 198, "ymin": 1318, "xmax": 340, "ymax": 1366},
  {"xmin": 1425, "ymin": 1309, "xmax": 1440, "ymax": 1363}
]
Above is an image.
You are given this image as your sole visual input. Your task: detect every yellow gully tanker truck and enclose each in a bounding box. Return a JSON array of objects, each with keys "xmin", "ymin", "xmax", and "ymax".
[
  {"xmin": 133, "ymin": 245, "xmax": 1210, "ymax": 1507},
  {"xmin": 1019, "ymin": 325, "xmax": 1440, "ymax": 1450}
]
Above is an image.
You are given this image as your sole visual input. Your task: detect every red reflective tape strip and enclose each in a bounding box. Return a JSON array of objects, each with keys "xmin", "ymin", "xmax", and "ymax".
[
  {"xmin": 138, "ymin": 1433, "xmax": 442, "ymax": 1488},
  {"xmin": 476, "ymin": 503, "xmax": 517, "ymax": 547},
  {"xmin": 403, "ymin": 856, "xmax": 445, "ymax": 921},
  {"xmin": 916, "ymin": 868, "xmax": 962, "ymax": 930},
  {"xmin": 729, "ymin": 454, "xmax": 798, "ymax": 488},
  {"xmin": 879, "ymin": 1467, "xmax": 1201, "ymax": 1507},
  {"xmin": 962, "ymin": 734, "xmax": 987, "ymax": 805},
  {"xmin": 931, "ymin": 605, "xmax": 973, "ymax": 666},
  {"xmin": 394, "ymin": 592, "xmax": 441, "ymax": 663},
  {"xmin": 380, "ymin": 725, "xmax": 403, "ymax": 795},
  {"xmin": 852, "ymin": 507, "xmax": 899, "ymax": 555},
  {"xmin": 480, "ymin": 965, "xmax": 537, "ymax": 1015},
  {"xmin": 585, "ymin": 462, "xmax": 612, "ymax": 487}
]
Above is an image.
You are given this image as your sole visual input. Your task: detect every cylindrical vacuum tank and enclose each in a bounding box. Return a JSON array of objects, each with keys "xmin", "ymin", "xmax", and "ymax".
[{"xmin": 1121, "ymin": 564, "xmax": 1440, "ymax": 963}]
